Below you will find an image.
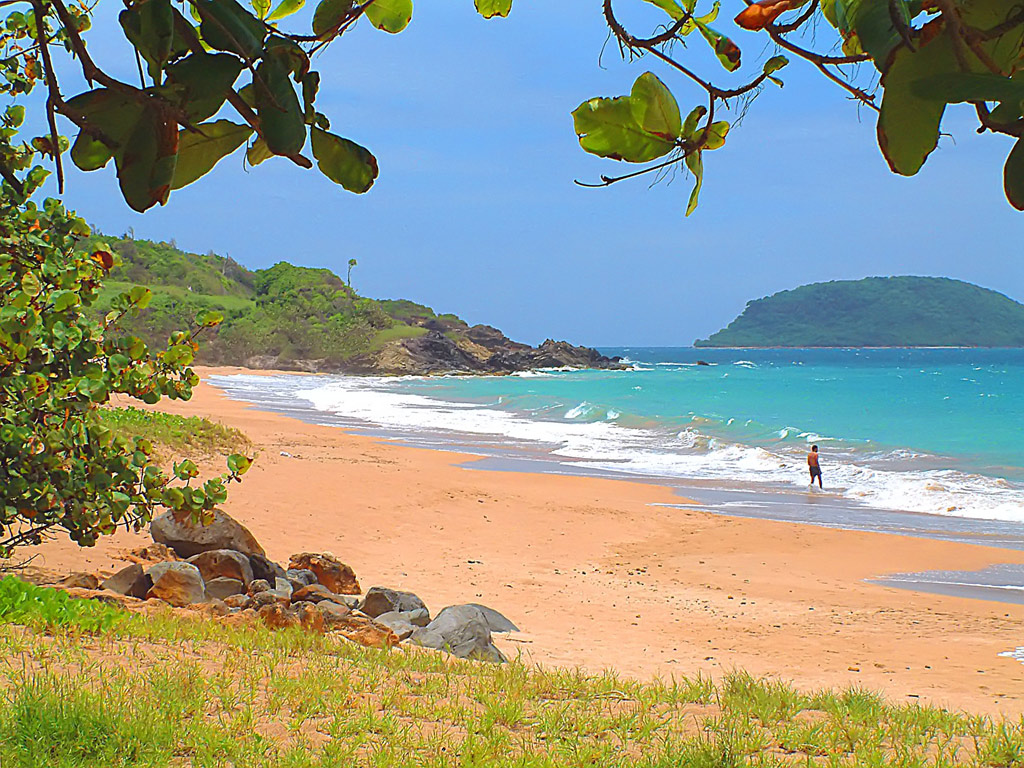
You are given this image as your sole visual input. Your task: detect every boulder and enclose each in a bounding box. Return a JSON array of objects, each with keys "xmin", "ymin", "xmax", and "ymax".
[
  {"xmin": 373, "ymin": 611, "xmax": 422, "ymax": 641},
  {"xmin": 247, "ymin": 579, "xmax": 272, "ymax": 596},
  {"xmin": 465, "ymin": 603, "xmax": 519, "ymax": 633},
  {"xmin": 223, "ymin": 593, "xmax": 253, "ymax": 610},
  {"xmin": 145, "ymin": 562, "xmax": 205, "ymax": 607},
  {"xmin": 294, "ymin": 602, "xmax": 325, "ymax": 633},
  {"xmin": 411, "ymin": 605, "xmax": 507, "ymax": 663},
  {"xmin": 292, "ymin": 584, "xmax": 347, "ymax": 605},
  {"xmin": 122, "ymin": 542, "xmax": 178, "ymax": 565},
  {"xmin": 286, "ymin": 568, "xmax": 317, "ymax": 590},
  {"xmin": 359, "ymin": 587, "xmax": 427, "ymax": 619},
  {"xmin": 192, "ymin": 599, "xmax": 230, "ymax": 617},
  {"xmin": 151, "ymin": 509, "xmax": 265, "ymax": 559},
  {"xmin": 252, "ymin": 590, "xmax": 290, "ymax": 610},
  {"xmin": 288, "ymin": 553, "xmax": 360, "ymax": 595},
  {"xmin": 258, "ymin": 603, "xmax": 300, "ymax": 630},
  {"xmin": 101, "ymin": 563, "xmax": 152, "ymax": 599},
  {"xmin": 315, "ymin": 601, "xmax": 351, "ymax": 627},
  {"xmin": 274, "ymin": 577, "xmax": 294, "ymax": 600},
  {"xmin": 249, "ymin": 554, "xmax": 286, "ymax": 584},
  {"xmin": 315, "ymin": 603, "xmax": 397, "ymax": 647},
  {"xmin": 57, "ymin": 572, "xmax": 99, "ymax": 590},
  {"xmin": 187, "ymin": 550, "xmax": 253, "ymax": 586},
  {"xmin": 205, "ymin": 577, "xmax": 245, "ymax": 601}
]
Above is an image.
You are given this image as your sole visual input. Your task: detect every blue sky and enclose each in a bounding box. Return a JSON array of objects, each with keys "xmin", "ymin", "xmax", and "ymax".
[{"xmin": 46, "ymin": 1, "xmax": 1024, "ymax": 346}]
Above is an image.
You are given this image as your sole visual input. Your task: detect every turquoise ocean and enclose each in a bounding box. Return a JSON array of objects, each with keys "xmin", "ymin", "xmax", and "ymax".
[{"xmin": 211, "ymin": 347, "xmax": 1024, "ymax": 527}]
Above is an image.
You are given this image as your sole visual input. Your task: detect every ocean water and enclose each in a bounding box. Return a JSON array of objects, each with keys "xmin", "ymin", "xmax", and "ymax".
[{"xmin": 210, "ymin": 347, "xmax": 1024, "ymax": 526}]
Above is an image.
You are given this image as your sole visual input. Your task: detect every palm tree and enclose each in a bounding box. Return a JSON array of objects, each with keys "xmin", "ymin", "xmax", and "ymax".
[{"xmin": 347, "ymin": 258, "xmax": 357, "ymax": 288}]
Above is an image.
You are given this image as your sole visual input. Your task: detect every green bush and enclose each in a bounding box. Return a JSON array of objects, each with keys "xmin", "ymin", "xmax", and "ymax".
[{"xmin": 0, "ymin": 577, "xmax": 122, "ymax": 633}]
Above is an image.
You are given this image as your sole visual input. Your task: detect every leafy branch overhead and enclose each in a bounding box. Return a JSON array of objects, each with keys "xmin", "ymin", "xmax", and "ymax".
[
  {"xmin": 573, "ymin": 0, "xmax": 1024, "ymax": 214},
  {"xmin": 0, "ymin": 0, "xmax": 511, "ymax": 212}
]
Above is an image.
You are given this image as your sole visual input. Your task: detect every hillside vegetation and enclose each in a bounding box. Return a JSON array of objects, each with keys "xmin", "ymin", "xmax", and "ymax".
[
  {"xmin": 696, "ymin": 277, "xmax": 1024, "ymax": 348},
  {"xmin": 88, "ymin": 235, "xmax": 616, "ymax": 374}
]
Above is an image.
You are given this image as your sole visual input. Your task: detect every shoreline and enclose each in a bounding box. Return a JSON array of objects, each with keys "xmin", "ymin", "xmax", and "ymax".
[{"xmin": 22, "ymin": 365, "xmax": 1024, "ymax": 716}]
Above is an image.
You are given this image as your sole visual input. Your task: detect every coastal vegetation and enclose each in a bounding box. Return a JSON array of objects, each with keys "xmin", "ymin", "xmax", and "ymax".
[
  {"xmin": 0, "ymin": 585, "xmax": 1022, "ymax": 767},
  {"xmin": 696, "ymin": 277, "xmax": 1024, "ymax": 348},
  {"xmin": 97, "ymin": 407, "xmax": 251, "ymax": 459}
]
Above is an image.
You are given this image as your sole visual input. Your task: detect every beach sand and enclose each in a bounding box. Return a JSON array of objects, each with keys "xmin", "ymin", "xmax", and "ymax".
[{"xmin": 22, "ymin": 366, "xmax": 1024, "ymax": 716}]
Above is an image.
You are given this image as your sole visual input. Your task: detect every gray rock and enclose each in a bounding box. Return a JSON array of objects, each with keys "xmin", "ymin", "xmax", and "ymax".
[
  {"xmin": 373, "ymin": 612, "xmax": 416, "ymax": 641},
  {"xmin": 410, "ymin": 605, "xmax": 507, "ymax": 663},
  {"xmin": 336, "ymin": 594, "xmax": 361, "ymax": 609},
  {"xmin": 151, "ymin": 509, "xmax": 265, "ymax": 559},
  {"xmin": 145, "ymin": 562, "xmax": 205, "ymax": 607},
  {"xmin": 316, "ymin": 601, "xmax": 352, "ymax": 628},
  {"xmin": 360, "ymin": 586, "xmax": 427, "ymax": 618},
  {"xmin": 223, "ymin": 593, "xmax": 252, "ymax": 610},
  {"xmin": 247, "ymin": 579, "xmax": 272, "ymax": 596},
  {"xmin": 249, "ymin": 554, "xmax": 286, "ymax": 584},
  {"xmin": 252, "ymin": 590, "xmax": 291, "ymax": 609},
  {"xmin": 465, "ymin": 603, "xmax": 519, "ymax": 633},
  {"xmin": 205, "ymin": 577, "xmax": 245, "ymax": 600},
  {"xmin": 102, "ymin": 563, "xmax": 152, "ymax": 599},
  {"xmin": 286, "ymin": 568, "xmax": 317, "ymax": 591},
  {"xmin": 274, "ymin": 577, "xmax": 293, "ymax": 599},
  {"xmin": 187, "ymin": 550, "xmax": 254, "ymax": 586}
]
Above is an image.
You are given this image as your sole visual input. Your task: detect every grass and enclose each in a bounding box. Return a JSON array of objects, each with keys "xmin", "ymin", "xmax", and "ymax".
[
  {"xmin": 366, "ymin": 324, "xmax": 429, "ymax": 352},
  {"xmin": 97, "ymin": 281, "xmax": 257, "ymax": 312},
  {"xmin": 97, "ymin": 406, "xmax": 251, "ymax": 457},
  {"xmin": 0, "ymin": 585, "xmax": 1021, "ymax": 766}
]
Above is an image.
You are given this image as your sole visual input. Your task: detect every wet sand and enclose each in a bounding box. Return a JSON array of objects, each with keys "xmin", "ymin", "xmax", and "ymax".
[{"xmin": 22, "ymin": 366, "xmax": 1024, "ymax": 716}]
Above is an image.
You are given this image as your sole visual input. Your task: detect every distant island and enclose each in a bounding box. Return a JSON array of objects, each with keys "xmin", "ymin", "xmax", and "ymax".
[
  {"xmin": 695, "ymin": 276, "xmax": 1024, "ymax": 348},
  {"xmin": 91, "ymin": 235, "xmax": 619, "ymax": 374}
]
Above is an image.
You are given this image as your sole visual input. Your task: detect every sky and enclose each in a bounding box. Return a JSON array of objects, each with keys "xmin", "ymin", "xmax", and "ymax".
[{"xmin": 40, "ymin": 1, "xmax": 1024, "ymax": 347}]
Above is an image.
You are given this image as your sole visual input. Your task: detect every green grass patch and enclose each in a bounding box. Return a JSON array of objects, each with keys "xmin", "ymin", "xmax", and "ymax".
[
  {"xmin": 97, "ymin": 281, "xmax": 256, "ymax": 313},
  {"xmin": 0, "ymin": 594, "xmax": 1016, "ymax": 767},
  {"xmin": 97, "ymin": 406, "xmax": 251, "ymax": 457},
  {"xmin": 0, "ymin": 578, "xmax": 122, "ymax": 634},
  {"xmin": 366, "ymin": 324, "xmax": 428, "ymax": 352}
]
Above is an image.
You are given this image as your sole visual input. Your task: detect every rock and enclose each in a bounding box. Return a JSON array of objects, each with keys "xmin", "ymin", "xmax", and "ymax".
[
  {"xmin": 187, "ymin": 550, "xmax": 254, "ymax": 586},
  {"xmin": 274, "ymin": 577, "xmax": 293, "ymax": 600},
  {"xmin": 291, "ymin": 584, "xmax": 348, "ymax": 605},
  {"xmin": 359, "ymin": 587, "xmax": 427, "ymax": 619},
  {"xmin": 145, "ymin": 562, "xmax": 205, "ymax": 607},
  {"xmin": 205, "ymin": 577, "xmax": 245, "ymax": 601},
  {"xmin": 57, "ymin": 572, "xmax": 99, "ymax": 590},
  {"xmin": 192, "ymin": 599, "xmax": 230, "ymax": 617},
  {"xmin": 411, "ymin": 605, "xmax": 507, "ymax": 663},
  {"xmin": 247, "ymin": 579, "xmax": 272, "ymax": 596},
  {"xmin": 101, "ymin": 563, "xmax": 152, "ymax": 599},
  {"xmin": 286, "ymin": 568, "xmax": 317, "ymax": 590},
  {"xmin": 151, "ymin": 508, "xmax": 265, "ymax": 559},
  {"xmin": 258, "ymin": 603, "xmax": 299, "ymax": 630},
  {"xmin": 223, "ymin": 593, "xmax": 253, "ymax": 610},
  {"xmin": 294, "ymin": 602, "xmax": 325, "ymax": 633},
  {"xmin": 252, "ymin": 590, "xmax": 290, "ymax": 610},
  {"xmin": 373, "ymin": 611, "xmax": 421, "ymax": 641},
  {"xmin": 288, "ymin": 553, "xmax": 360, "ymax": 595},
  {"xmin": 315, "ymin": 603, "xmax": 397, "ymax": 647},
  {"xmin": 122, "ymin": 542, "xmax": 179, "ymax": 565},
  {"xmin": 465, "ymin": 603, "xmax": 519, "ymax": 633},
  {"xmin": 249, "ymin": 554, "xmax": 286, "ymax": 584},
  {"xmin": 315, "ymin": 601, "xmax": 351, "ymax": 627}
]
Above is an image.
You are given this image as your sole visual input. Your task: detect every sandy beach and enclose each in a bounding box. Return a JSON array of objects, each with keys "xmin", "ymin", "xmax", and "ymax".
[{"xmin": 23, "ymin": 366, "xmax": 1024, "ymax": 716}]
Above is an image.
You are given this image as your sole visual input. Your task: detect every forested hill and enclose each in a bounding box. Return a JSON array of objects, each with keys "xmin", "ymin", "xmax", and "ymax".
[
  {"xmin": 89, "ymin": 235, "xmax": 618, "ymax": 374},
  {"xmin": 695, "ymin": 277, "xmax": 1024, "ymax": 348}
]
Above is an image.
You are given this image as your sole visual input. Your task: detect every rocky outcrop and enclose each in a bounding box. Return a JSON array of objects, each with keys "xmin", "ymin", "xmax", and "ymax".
[{"xmin": 151, "ymin": 509, "xmax": 265, "ymax": 559}]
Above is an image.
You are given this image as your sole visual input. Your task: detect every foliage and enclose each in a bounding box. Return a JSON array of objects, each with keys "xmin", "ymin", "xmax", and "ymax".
[
  {"xmin": 0, "ymin": 0, "xmax": 512, "ymax": 213},
  {"xmin": 0, "ymin": 612, "xmax": 1015, "ymax": 766},
  {"xmin": 696, "ymin": 276, "xmax": 1024, "ymax": 347},
  {"xmin": 0, "ymin": 577, "xmax": 123, "ymax": 633},
  {"xmin": 0, "ymin": 193, "xmax": 252, "ymax": 555},
  {"xmin": 97, "ymin": 406, "xmax": 251, "ymax": 457}
]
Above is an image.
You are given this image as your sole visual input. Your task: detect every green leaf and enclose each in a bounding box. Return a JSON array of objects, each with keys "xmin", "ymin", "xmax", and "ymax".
[
  {"xmin": 835, "ymin": 0, "xmax": 906, "ymax": 69},
  {"xmin": 268, "ymin": 0, "xmax": 305, "ymax": 21},
  {"xmin": 227, "ymin": 454, "xmax": 251, "ymax": 474},
  {"xmin": 877, "ymin": 29, "xmax": 957, "ymax": 175},
  {"xmin": 195, "ymin": 0, "xmax": 265, "ymax": 60},
  {"xmin": 364, "ymin": 0, "xmax": 412, "ymax": 33},
  {"xmin": 114, "ymin": 106, "xmax": 178, "ymax": 212},
  {"xmin": 52, "ymin": 291, "xmax": 78, "ymax": 311},
  {"xmin": 71, "ymin": 134, "xmax": 113, "ymax": 172},
  {"xmin": 66, "ymin": 89, "xmax": 144, "ymax": 172},
  {"xmin": 118, "ymin": 0, "xmax": 175, "ymax": 81},
  {"xmin": 641, "ymin": 0, "xmax": 691, "ymax": 20},
  {"xmin": 702, "ymin": 121, "xmax": 729, "ymax": 150},
  {"xmin": 474, "ymin": 0, "xmax": 512, "ymax": 18},
  {"xmin": 694, "ymin": 21, "xmax": 741, "ymax": 71},
  {"xmin": 311, "ymin": 0, "xmax": 352, "ymax": 36},
  {"xmin": 254, "ymin": 53, "xmax": 306, "ymax": 156},
  {"xmin": 172, "ymin": 120, "xmax": 252, "ymax": 190},
  {"xmin": 164, "ymin": 52, "xmax": 244, "ymax": 122},
  {"xmin": 682, "ymin": 105, "xmax": 706, "ymax": 137},
  {"xmin": 196, "ymin": 309, "xmax": 225, "ymax": 326},
  {"xmin": 763, "ymin": 55, "xmax": 789, "ymax": 87},
  {"xmin": 911, "ymin": 72, "xmax": 1024, "ymax": 104},
  {"xmin": 572, "ymin": 97, "xmax": 675, "ymax": 163},
  {"xmin": 246, "ymin": 137, "xmax": 273, "ymax": 166},
  {"xmin": 311, "ymin": 127, "xmax": 378, "ymax": 193},
  {"xmin": 129, "ymin": 285, "xmax": 153, "ymax": 308},
  {"xmin": 629, "ymin": 72, "xmax": 681, "ymax": 141},
  {"xmin": 1004, "ymin": 138, "xmax": 1024, "ymax": 211},
  {"xmin": 251, "ymin": 0, "xmax": 272, "ymax": 19},
  {"xmin": 684, "ymin": 150, "xmax": 702, "ymax": 217}
]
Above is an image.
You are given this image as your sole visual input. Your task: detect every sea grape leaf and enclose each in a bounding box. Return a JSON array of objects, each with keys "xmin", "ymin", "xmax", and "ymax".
[
  {"xmin": 682, "ymin": 105, "xmax": 707, "ymax": 137},
  {"xmin": 114, "ymin": 106, "xmax": 178, "ymax": 212},
  {"xmin": 267, "ymin": 0, "xmax": 305, "ymax": 21},
  {"xmin": 1004, "ymin": 139, "xmax": 1024, "ymax": 211},
  {"xmin": 246, "ymin": 137, "xmax": 272, "ymax": 165},
  {"xmin": 629, "ymin": 72, "xmax": 682, "ymax": 141},
  {"xmin": 66, "ymin": 89, "xmax": 144, "ymax": 171},
  {"xmin": 265, "ymin": 35, "xmax": 309, "ymax": 76},
  {"xmin": 251, "ymin": 0, "xmax": 271, "ymax": 19},
  {"xmin": 734, "ymin": 0, "xmax": 801, "ymax": 31},
  {"xmin": 641, "ymin": 0, "xmax": 692, "ymax": 20},
  {"xmin": 311, "ymin": 0, "xmax": 352, "ymax": 36},
  {"xmin": 685, "ymin": 149, "xmax": 702, "ymax": 216},
  {"xmin": 702, "ymin": 120, "xmax": 729, "ymax": 150},
  {"xmin": 118, "ymin": 0, "xmax": 175, "ymax": 80},
  {"xmin": 253, "ymin": 53, "xmax": 306, "ymax": 156},
  {"xmin": 164, "ymin": 52, "xmax": 244, "ymax": 122},
  {"xmin": 474, "ymin": 0, "xmax": 512, "ymax": 18},
  {"xmin": 310, "ymin": 127, "xmax": 378, "ymax": 192},
  {"xmin": 877, "ymin": 29, "xmax": 957, "ymax": 175},
  {"xmin": 911, "ymin": 72, "xmax": 1024, "ymax": 104},
  {"xmin": 763, "ymin": 55, "xmax": 789, "ymax": 86},
  {"xmin": 364, "ymin": 0, "xmax": 412, "ymax": 33},
  {"xmin": 195, "ymin": 0, "xmax": 265, "ymax": 60},
  {"xmin": 835, "ymin": 0, "xmax": 907, "ymax": 69},
  {"xmin": 572, "ymin": 96, "xmax": 675, "ymax": 163},
  {"xmin": 172, "ymin": 120, "xmax": 252, "ymax": 189},
  {"xmin": 695, "ymin": 21, "xmax": 741, "ymax": 71}
]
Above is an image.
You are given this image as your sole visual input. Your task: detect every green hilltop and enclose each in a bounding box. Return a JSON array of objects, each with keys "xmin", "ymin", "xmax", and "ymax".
[
  {"xmin": 695, "ymin": 276, "xmax": 1024, "ymax": 348},
  {"xmin": 88, "ymin": 235, "xmax": 616, "ymax": 374}
]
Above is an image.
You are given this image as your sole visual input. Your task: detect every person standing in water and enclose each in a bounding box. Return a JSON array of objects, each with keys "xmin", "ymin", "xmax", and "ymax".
[{"xmin": 807, "ymin": 445, "xmax": 823, "ymax": 488}]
